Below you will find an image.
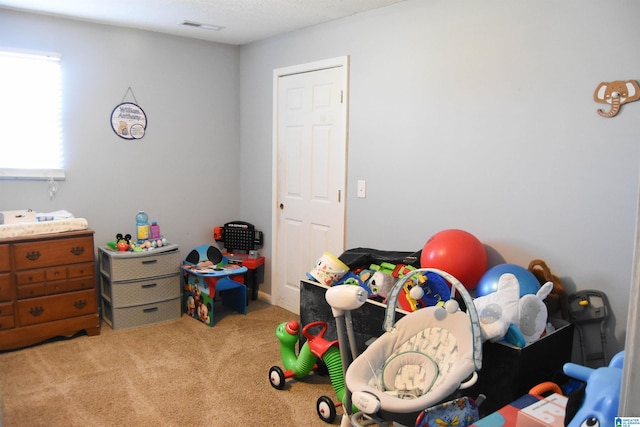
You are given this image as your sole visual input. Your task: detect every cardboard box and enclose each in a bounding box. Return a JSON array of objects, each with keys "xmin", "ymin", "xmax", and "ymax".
[
  {"xmin": 0, "ymin": 210, "xmax": 36, "ymax": 224},
  {"xmin": 472, "ymin": 394, "xmax": 540, "ymax": 427},
  {"xmin": 467, "ymin": 318, "xmax": 574, "ymax": 416},
  {"xmin": 472, "ymin": 393, "xmax": 568, "ymax": 427},
  {"xmin": 517, "ymin": 394, "xmax": 568, "ymax": 427}
]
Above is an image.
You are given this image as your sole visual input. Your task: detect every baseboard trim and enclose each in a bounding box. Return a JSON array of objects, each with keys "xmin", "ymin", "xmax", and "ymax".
[{"xmin": 257, "ymin": 291, "xmax": 272, "ymax": 304}]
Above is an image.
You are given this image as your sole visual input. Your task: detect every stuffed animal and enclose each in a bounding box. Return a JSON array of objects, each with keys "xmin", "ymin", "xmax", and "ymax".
[
  {"xmin": 528, "ymin": 259, "xmax": 569, "ymax": 320},
  {"xmin": 367, "ymin": 270, "xmax": 396, "ymax": 302},
  {"xmin": 473, "ymin": 273, "xmax": 553, "ymax": 346},
  {"xmin": 518, "ymin": 281, "xmax": 553, "ymax": 345},
  {"xmin": 473, "ymin": 273, "xmax": 521, "ymax": 342}
]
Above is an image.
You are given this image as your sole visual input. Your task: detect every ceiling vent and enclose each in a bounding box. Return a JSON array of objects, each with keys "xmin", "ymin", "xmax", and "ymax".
[{"xmin": 180, "ymin": 20, "xmax": 224, "ymax": 31}]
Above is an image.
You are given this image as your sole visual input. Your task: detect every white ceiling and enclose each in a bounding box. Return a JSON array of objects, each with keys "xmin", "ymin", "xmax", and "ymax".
[{"xmin": 0, "ymin": 0, "xmax": 405, "ymax": 45}]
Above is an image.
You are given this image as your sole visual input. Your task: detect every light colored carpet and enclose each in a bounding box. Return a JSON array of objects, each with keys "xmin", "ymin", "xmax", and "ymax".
[{"xmin": 0, "ymin": 300, "xmax": 340, "ymax": 427}]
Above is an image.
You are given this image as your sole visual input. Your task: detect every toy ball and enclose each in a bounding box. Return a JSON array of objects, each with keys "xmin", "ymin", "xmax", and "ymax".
[
  {"xmin": 476, "ymin": 264, "xmax": 541, "ymax": 298},
  {"xmin": 420, "ymin": 229, "xmax": 487, "ymax": 290}
]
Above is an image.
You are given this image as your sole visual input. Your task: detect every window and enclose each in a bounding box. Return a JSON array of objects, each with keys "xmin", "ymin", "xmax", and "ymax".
[{"xmin": 0, "ymin": 48, "xmax": 64, "ymax": 180}]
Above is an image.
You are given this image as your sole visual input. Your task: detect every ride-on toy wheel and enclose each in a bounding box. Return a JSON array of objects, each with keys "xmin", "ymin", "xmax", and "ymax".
[
  {"xmin": 269, "ymin": 366, "xmax": 286, "ymax": 390},
  {"xmin": 316, "ymin": 395, "xmax": 336, "ymax": 424}
]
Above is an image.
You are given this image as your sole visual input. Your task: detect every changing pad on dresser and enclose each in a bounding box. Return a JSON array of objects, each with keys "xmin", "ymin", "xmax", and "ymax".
[{"xmin": 0, "ymin": 217, "xmax": 89, "ymax": 239}]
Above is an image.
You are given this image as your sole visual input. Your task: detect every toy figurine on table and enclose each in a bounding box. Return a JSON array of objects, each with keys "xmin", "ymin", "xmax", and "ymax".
[{"xmin": 181, "ymin": 244, "xmax": 248, "ymax": 327}]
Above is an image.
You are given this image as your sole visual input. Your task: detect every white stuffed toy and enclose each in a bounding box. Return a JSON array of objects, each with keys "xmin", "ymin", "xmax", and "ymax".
[
  {"xmin": 473, "ymin": 273, "xmax": 520, "ymax": 342},
  {"xmin": 473, "ymin": 273, "xmax": 553, "ymax": 346},
  {"xmin": 518, "ymin": 281, "xmax": 553, "ymax": 345},
  {"xmin": 368, "ymin": 271, "xmax": 395, "ymax": 301}
]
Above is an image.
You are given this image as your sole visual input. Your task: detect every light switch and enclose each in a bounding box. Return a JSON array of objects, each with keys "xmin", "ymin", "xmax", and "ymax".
[{"xmin": 357, "ymin": 180, "xmax": 366, "ymax": 198}]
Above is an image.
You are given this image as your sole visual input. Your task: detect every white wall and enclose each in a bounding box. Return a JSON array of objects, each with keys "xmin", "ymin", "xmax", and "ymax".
[
  {"xmin": 1, "ymin": 1, "xmax": 638, "ymax": 361},
  {"xmin": 0, "ymin": 10, "xmax": 242, "ymax": 255},
  {"xmin": 239, "ymin": 0, "xmax": 640, "ymax": 358}
]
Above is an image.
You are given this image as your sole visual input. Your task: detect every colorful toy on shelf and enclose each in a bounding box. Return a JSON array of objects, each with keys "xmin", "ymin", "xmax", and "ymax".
[
  {"xmin": 110, "ymin": 231, "xmax": 168, "ymax": 253},
  {"xmin": 115, "ymin": 233, "xmax": 131, "ymax": 251},
  {"xmin": 563, "ymin": 351, "xmax": 624, "ymax": 427},
  {"xmin": 399, "ymin": 270, "xmax": 451, "ymax": 312},
  {"xmin": 363, "ymin": 262, "xmax": 423, "ymax": 306},
  {"xmin": 307, "ymin": 251, "xmax": 349, "ymax": 286},
  {"xmin": 369, "ymin": 261, "xmax": 415, "ymax": 279},
  {"xmin": 367, "ymin": 270, "xmax": 395, "ymax": 301},
  {"xmin": 350, "ymin": 261, "xmax": 451, "ymax": 311}
]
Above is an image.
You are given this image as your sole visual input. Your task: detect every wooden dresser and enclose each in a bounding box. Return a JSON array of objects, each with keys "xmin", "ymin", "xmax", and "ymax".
[{"xmin": 0, "ymin": 229, "xmax": 100, "ymax": 351}]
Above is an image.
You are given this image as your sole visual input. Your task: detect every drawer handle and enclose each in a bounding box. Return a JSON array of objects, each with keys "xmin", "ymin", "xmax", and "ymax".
[
  {"xmin": 141, "ymin": 259, "xmax": 158, "ymax": 265},
  {"xmin": 74, "ymin": 300, "xmax": 87, "ymax": 309},
  {"xmin": 29, "ymin": 306, "xmax": 44, "ymax": 317},
  {"xmin": 71, "ymin": 246, "xmax": 85, "ymax": 256},
  {"xmin": 26, "ymin": 251, "xmax": 41, "ymax": 261},
  {"xmin": 143, "ymin": 307, "xmax": 159, "ymax": 313},
  {"xmin": 141, "ymin": 283, "xmax": 158, "ymax": 289}
]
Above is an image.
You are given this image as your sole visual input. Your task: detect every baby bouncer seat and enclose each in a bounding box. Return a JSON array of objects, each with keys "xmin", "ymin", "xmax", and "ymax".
[{"xmin": 344, "ymin": 268, "xmax": 483, "ymax": 426}]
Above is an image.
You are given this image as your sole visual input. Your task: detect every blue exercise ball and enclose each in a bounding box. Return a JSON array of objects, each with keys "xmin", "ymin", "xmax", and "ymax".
[{"xmin": 476, "ymin": 264, "xmax": 540, "ymax": 298}]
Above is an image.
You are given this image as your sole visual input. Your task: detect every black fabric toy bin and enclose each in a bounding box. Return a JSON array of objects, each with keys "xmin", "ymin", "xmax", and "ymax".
[
  {"xmin": 338, "ymin": 247, "xmax": 421, "ymax": 270},
  {"xmin": 467, "ymin": 317, "xmax": 574, "ymax": 417}
]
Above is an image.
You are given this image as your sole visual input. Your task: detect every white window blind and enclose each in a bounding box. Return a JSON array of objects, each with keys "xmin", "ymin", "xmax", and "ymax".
[{"xmin": 0, "ymin": 48, "xmax": 65, "ymax": 180}]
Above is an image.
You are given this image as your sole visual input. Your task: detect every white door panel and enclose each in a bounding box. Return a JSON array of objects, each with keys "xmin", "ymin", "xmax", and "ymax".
[{"xmin": 272, "ymin": 57, "xmax": 348, "ymax": 314}]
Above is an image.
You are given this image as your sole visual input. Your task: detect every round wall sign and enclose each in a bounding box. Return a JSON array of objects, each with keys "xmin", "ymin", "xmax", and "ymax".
[{"xmin": 111, "ymin": 102, "xmax": 147, "ymax": 140}]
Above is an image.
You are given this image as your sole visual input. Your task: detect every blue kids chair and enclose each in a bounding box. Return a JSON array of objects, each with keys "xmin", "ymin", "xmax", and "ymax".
[{"xmin": 182, "ymin": 244, "xmax": 248, "ymax": 326}]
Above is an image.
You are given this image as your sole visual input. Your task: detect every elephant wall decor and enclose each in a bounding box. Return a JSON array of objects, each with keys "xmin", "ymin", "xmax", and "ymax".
[{"xmin": 594, "ymin": 79, "xmax": 640, "ymax": 117}]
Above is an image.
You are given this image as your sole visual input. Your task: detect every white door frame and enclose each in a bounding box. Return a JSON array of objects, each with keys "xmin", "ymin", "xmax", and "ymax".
[
  {"xmin": 620, "ymin": 188, "xmax": 640, "ymax": 413},
  {"xmin": 270, "ymin": 56, "xmax": 349, "ymax": 309}
]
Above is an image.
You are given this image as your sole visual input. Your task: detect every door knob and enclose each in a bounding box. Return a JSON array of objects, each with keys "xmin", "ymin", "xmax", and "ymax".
[{"xmin": 279, "ymin": 203, "xmax": 284, "ymax": 210}]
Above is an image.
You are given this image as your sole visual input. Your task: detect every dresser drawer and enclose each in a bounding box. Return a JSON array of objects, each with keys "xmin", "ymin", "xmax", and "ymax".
[
  {"xmin": 0, "ymin": 314, "xmax": 15, "ymax": 330},
  {"xmin": 100, "ymin": 248, "xmax": 181, "ymax": 282},
  {"xmin": 46, "ymin": 276, "xmax": 96, "ymax": 295},
  {"xmin": 16, "ymin": 269, "xmax": 45, "ymax": 285},
  {"xmin": 0, "ymin": 244, "xmax": 9, "ymax": 271},
  {"xmin": 101, "ymin": 296, "xmax": 180, "ymax": 330},
  {"xmin": 16, "ymin": 262, "xmax": 93, "ymax": 284},
  {"xmin": 68, "ymin": 262, "xmax": 94, "ymax": 278},
  {"xmin": 101, "ymin": 274, "xmax": 179, "ymax": 307},
  {"xmin": 17, "ymin": 283, "xmax": 46, "ymax": 299},
  {"xmin": 13, "ymin": 236, "xmax": 94, "ymax": 270},
  {"xmin": 17, "ymin": 289, "xmax": 97, "ymax": 326},
  {"xmin": 0, "ymin": 301, "xmax": 13, "ymax": 317},
  {"xmin": 0, "ymin": 273, "xmax": 11, "ymax": 301}
]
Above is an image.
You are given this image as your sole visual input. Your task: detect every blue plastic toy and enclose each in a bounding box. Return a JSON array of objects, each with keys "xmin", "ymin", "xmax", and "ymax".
[{"xmin": 563, "ymin": 351, "xmax": 624, "ymax": 427}]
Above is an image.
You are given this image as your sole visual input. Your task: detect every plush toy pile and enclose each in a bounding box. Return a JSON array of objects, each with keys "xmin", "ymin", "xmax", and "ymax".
[{"xmin": 306, "ymin": 243, "xmax": 568, "ymax": 348}]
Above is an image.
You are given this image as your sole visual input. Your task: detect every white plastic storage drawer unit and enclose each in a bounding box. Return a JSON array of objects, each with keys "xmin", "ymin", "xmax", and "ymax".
[{"xmin": 99, "ymin": 244, "xmax": 181, "ymax": 329}]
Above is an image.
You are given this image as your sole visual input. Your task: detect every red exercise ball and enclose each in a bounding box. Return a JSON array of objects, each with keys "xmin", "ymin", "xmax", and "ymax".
[{"xmin": 420, "ymin": 229, "xmax": 487, "ymax": 290}]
